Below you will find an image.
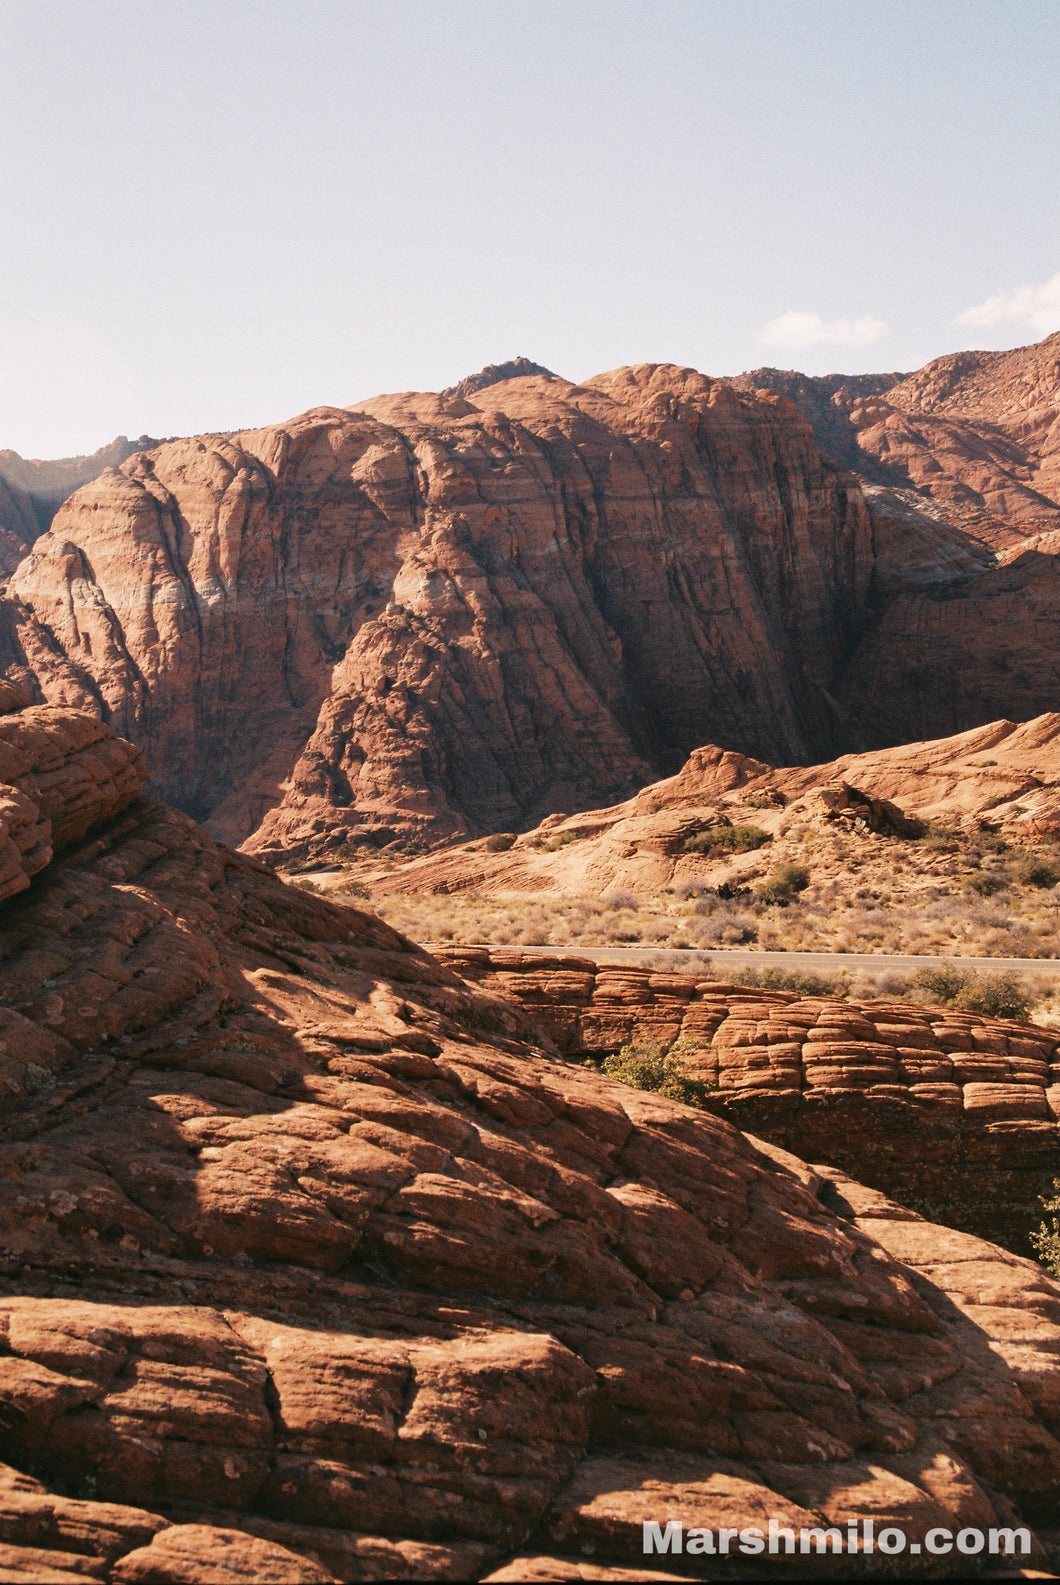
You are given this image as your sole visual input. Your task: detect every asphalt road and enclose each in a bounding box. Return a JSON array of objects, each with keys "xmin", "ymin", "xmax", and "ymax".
[{"xmin": 426, "ymin": 943, "xmax": 1060, "ymax": 979}]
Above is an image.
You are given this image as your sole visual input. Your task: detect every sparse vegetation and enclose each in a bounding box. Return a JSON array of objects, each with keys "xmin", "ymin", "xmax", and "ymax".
[
  {"xmin": 1016, "ymin": 852, "xmax": 1060, "ymax": 889},
  {"xmin": 1029, "ymin": 1178, "xmax": 1060, "ymax": 1278},
  {"xmin": 483, "ymin": 833, "xmax": 516, "ymax": 852},
  {"xmin": 912, "ymin": 965, "xmax": 1032, "ymax": 1021}
]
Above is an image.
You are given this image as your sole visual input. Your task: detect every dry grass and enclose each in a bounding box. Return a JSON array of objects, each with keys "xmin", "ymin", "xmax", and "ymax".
[{"xmin": 285, "ymin": 825, "xmax": 1058, "ymax": 1023}]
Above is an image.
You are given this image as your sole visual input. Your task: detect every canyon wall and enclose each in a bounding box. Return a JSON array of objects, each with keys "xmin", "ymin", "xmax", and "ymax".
[
  {"xmin": 0, "ymin": 344, "xmax": 1055, "ymax": 856},
  {"xmin": 440, "ymin": 949, "xmax": 1060, "ymax": 1260}
]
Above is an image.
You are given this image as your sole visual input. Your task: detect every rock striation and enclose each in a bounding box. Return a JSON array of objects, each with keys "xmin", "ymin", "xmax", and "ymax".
[
  {"xmin": 0, "ymin": 701, "xmax": 1058, "ymax": 1578},
  {"xmin": 2, "ymin": 349, "xmax": 1056, "ymax": 859},
  {"xmin": 439, "ymin": 949, "xmax": 1060, "ymax": 1259}
]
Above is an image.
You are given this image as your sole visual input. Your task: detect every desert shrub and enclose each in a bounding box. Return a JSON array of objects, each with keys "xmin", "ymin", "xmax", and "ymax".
[
  {"xmin": 336, "ymin": 877, "xmax": 369, "ymax": 899},
  {"xmin": 910, "ymin": 823, "xmax": 961, "ymax": 852},
  {"xmin": 602, "ymin": 890, "xmax": 638, "ymax": 911},
  {"xmin": 731, "ymin": 965, "xmax": 845, "ymax": 997},
  {"xmin": 541, "ymin": 830, "xmax": 580, "ymax": 852},
  {"xmin": 1016, "ymin": 853, "xmax": 1060, "ymax": 889},
  {"xmin": 963, "ymin": 869, "xmax": 1006, "ymax": 897},
  {"xmin": 483, "ymin": 833, "xmax": 516, "ymax": 852},
  {"xmin": 756, "ymin": 862, "xmax": 810, "ymax": 903},
  {"xmin": 955, "ymin": 972, "xmax": 1031, "ymax": 1021},
  {"xmin": 912, "ymin": 965, "xmax": 1032, "ymax": 1021},
  {"xmin": 683, "ymin": 824, "xmax": 770, "ymax": 855},
  {"xmin": 600, "ymin": 1037, "xmax": 716, "ymax": 1107},
  {"xmin": 975, "ymin": 831, "xmax": 1009, "ymax": 854},
  {"xmin": 1029, "ymin": 1179, "xmax": 1060, "ymax": 1278},
  {"xmin": 912, "ymin": 964, "xmax": 968, "ymax": 1003}
]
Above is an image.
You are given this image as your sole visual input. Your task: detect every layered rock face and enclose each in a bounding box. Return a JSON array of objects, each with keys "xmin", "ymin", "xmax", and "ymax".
[
  {"xmin": 736, "ymin": 333, "xmax": 1060, "ymax": 548},
  {"xmin": 1, "ymin": 367, "xmax": 878, "ymax": 855},
  {"xmin": 440, "ymin": 949, "xmax": 1060, "ymax": 1260},
  {"xmin": 368, "ymin": 714, "xmax": 1059, "ymax": 899},
  {"xmin": 2, "ymin": 349, "xmax": 1057, "ymax": 856},
  {"xmin": 1, "ymin": 703, "xmax": 1058, "ymax": 1579}
]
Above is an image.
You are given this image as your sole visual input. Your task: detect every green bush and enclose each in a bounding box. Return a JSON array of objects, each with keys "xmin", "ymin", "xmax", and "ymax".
[
  {"xmin": 963, "ymin": 869, "xmax": 1005, "ymax": 896},
  {"xmin": 732, "ymin": 964, "xmax": 844, "ymax": 997},
  {"xmin": 1016, "ymin": 853, "xmax": 1060, "ymax": 889},
  {"xmin": 600, "ymin": 1037, "xmax": 716, "ymax": 1108},
  {"xmin": 955, "ymin": 972, "xmax": 1031, "ymax": 1021},
  {"xmin": 756, "ymin": 861, "xmax": 810, "ymax": 903},
  {"xmin": 683, "ymin": 824, "xmax": 770, "ymax": 855},
  {"xmin": 1029, "ymin": 1179, "xmax": 1060, "ymax": 1278},
  {"xmin": 912, "ymin": 965, "xmax": 1031, "ymax": 1021},
  {"xmin": 484, "ymin": 833, "xmax": 516, "ymax": 852},
  {"xmin": 912, "ymin": 964, "xmax": 967, "ymax": 1003}
]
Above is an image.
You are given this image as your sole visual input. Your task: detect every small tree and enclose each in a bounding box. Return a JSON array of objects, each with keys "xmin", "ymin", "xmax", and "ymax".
[
  {"xmin": 601, "ymin": 1037, "xmax": 716, "ymax": 1107},
  {"xmin": 1030, "ymin": 1179, "xmax": 1060, "ymax": 1279},
  {"xmin": 756, "ymin": 862, "xmax": 810, "ymax": 903}
]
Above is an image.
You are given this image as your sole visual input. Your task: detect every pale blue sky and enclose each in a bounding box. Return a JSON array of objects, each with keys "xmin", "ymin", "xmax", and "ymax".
[{"xmin": 2, "ymin": 0, "xmax": 1057, "ymax": 455}]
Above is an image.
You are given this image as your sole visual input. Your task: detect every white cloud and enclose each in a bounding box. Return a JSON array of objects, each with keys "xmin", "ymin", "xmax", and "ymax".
[
  {"xmin": 956, "ymin": 270, "xmax": 1060, "ymax": 337},
  {"xmin": 0, "ymin": 304, "xmax": 141, "ymax": 457},
  {"xmin": 756, "ymin": 310, "xmax": 890, "ymax": 352}
]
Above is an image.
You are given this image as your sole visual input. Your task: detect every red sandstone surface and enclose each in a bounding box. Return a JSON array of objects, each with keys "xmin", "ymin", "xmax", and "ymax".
[
  {"xmin": 1, "ymin": 348, "xmax": 1056, "ymax": 862},
  {"xmin": 0, "ymin": 701, "xmax": 1058, "ymax": 1579},
  {"xmin": 438, "ymin": 948, "xmax": 1060, "ymax": 1258},
  {"xmin": 736, "ymin": 333, "xmax": 1060, "ymax": 548}
]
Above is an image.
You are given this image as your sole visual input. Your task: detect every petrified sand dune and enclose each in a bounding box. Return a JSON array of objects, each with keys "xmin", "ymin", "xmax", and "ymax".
[
  {"xmin": 0, "ymin": 701, "xmax": 1058, "ymax": 1578},
  {"xmin": 439, "ymin": 948, "xmax": 1060, "ymax": 1257},
  {"xmin": 367, "ymin": 713, "xmax": 1059, "ymax": 899},
  {"xmin": 1, "ymin": 347, "xmax": 1056, "ymax": 863}
]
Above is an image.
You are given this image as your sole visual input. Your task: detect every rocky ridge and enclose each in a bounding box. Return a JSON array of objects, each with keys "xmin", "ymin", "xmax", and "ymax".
[
  {"xmin": 363, "ymin": 713, "xmax": 1059, "ymax": 900},
  {"xmin": 735, "ymin": 333, "xmax": 1060, "ymax": 548},
  {"xmin": 0, "ymin": 700, "xmax": 1058, "ymax": 1579},
  {"xmin": 2, "ymin": 349, "xmax": 1056, "ymax": 861}
]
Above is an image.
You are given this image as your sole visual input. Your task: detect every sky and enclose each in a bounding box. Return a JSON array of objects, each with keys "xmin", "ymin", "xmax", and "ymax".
[{"xmin": 1, "ymin": 0, "xmax": 1057, "ymax": 457}]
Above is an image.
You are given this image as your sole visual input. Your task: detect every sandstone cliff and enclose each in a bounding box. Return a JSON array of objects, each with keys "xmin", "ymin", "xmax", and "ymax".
[
  {"xmin": 736, "ymin": 333, "xmax": 1060, "ymax": 548},
  {"xmin": 0, "ymin": 435, "xmax": 154, "ymax": 565},
  {"xmin": 2, "ymin": 353, "xmax": 1055, "ymax": 861},
  {"xmin": 0, "ymin": 703, "xmax": 1058, "ymax": 1579}
]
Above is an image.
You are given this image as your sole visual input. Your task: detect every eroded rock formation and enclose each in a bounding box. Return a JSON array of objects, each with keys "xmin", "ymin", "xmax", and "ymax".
[
  {"xmin": 736, "ymin": 333, "xmax": 1060, "ymax": 548},
  {"xmin": 367, "ymin": 714, "xmax": 1059, "ymax": 898},
  {"xmin": 0, "ymin": 702, "xmax": 1058, "ymax": 1579},
  {"xmin": 3, "ymin": 349, "xmax": 1056, "ymax": 859},
  {"xmin": 440, "ymin": 949, "xmax": 1060, "ymax": 1259}
]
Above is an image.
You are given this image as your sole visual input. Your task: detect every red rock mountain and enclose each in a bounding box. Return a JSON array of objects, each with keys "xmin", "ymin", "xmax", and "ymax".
[
  {"xmin": 0, "ymin": 697, "xmax": 1058, "ymax": 1578},
  {"xmin": 735, "ymin": 332, "xmax": 1060, "ymax": 549},
  {"xmin": 0, "ymin": 436, "xmax": 154, "ymax": 566},
  {"xmin": 0, "ymin": 348, "xmax": 1056, "ymax": 860}
]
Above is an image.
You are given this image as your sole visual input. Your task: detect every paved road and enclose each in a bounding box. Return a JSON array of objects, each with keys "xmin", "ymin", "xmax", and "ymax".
[{"xmin": 425, "ymin": 943, "xmax": 1060, "ymax": 978}]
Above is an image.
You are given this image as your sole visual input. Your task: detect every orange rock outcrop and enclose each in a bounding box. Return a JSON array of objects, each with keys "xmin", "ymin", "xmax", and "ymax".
[
  {"xmin": 440, "ymin": 949, "xmax": 1060, "ymax": 1259},
  {"xmin": 736, "ymin": 332, "xmax": 1060, "ymax": 548},
  {"xmin": 367, "ymin": 713, "xmax": 1058, "ymax": 898},
  {"xmin": 0, "ymin": 702, "xmax": 1057, "ymax": 1578}
]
